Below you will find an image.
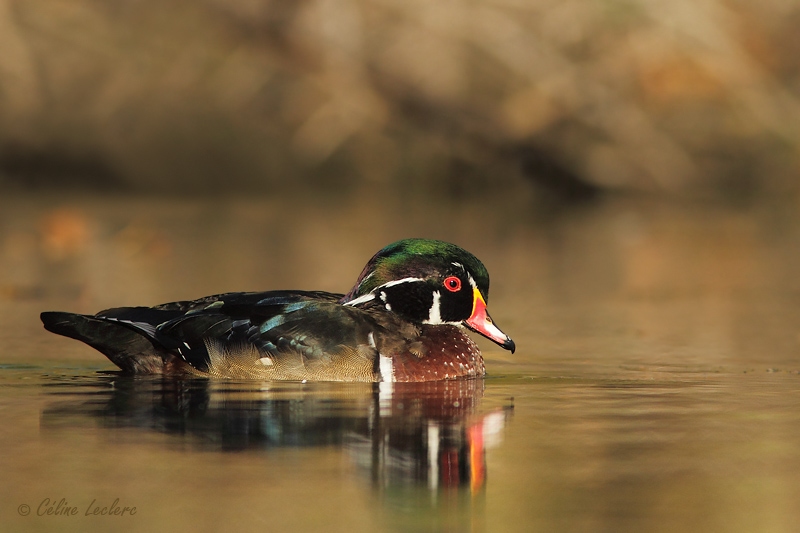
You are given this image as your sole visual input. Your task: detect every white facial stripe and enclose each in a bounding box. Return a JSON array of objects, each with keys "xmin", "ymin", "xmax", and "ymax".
[
  {"xmin": 343, "ymin": 292, "xmax": 375, "ymax": 306},
  {"xmin": 451, "ymin": 262, "xmax": 465, "ymax": 271},
  {"xmin": 467, "ymin": 274, "xmax": 477, "ymax": 289},
  {"xmin": 344, "ymin": 277, "xmax": 424, "ymax": 307},
  {"xmin": 381, "ymin": 277, "xmax": 425, "ymax": 289},
  {"xmin": 423, "ymin": 290, "xmax": 442, "ymax": 324}
]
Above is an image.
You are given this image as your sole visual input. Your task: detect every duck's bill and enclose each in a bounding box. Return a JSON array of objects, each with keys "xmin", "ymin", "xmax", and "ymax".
[{"xmin": 464, "ymin": 288, "xmax": 515, "ymax": 353}]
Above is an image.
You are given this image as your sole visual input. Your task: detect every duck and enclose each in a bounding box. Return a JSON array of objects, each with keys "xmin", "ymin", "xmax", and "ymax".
[{"xmin": 40, "ymin": 238, "xmax": 515, "ymax": 382}]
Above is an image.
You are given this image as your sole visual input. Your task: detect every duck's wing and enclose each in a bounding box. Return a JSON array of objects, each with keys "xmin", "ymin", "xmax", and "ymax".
[
  {"xmin": 41, "ymin": 291, "xmax": 351, "ymax": 375},
  {"xmin": 43, "ymin": 291, "xmax": 396, "ymax": 380},
  {"xmin": 156, "ymin": 292, "xmax": 385, "ymax": 380}
]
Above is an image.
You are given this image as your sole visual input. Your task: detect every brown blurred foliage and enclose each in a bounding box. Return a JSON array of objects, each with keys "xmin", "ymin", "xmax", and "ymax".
[{"xmin": 0, "ymin": 0, "xmax": 798, "ymax": 201}]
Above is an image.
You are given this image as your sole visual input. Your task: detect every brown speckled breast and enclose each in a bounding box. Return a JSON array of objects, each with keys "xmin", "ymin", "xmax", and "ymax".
[{"xmin": 390, "ymin": 325, "xmax": 485, "ymax": 382}]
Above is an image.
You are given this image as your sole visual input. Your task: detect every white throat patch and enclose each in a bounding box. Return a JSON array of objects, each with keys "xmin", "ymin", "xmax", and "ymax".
[{"xmin": 422, "ymin": 290, "xmax": 442, "ymax": 324}]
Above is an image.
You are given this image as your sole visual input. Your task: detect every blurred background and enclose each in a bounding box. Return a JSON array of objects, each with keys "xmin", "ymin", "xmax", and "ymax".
[
  {"xmin": 2, "ymin": 0, "xmax": 800, "ymax": 365},
  {"xmin": 2, "ymin": 4, "xmax": 800, "ymax": 532},
  {"xmin": 0, "ymin": 0, "xmax": 798, "ymax": 203}
]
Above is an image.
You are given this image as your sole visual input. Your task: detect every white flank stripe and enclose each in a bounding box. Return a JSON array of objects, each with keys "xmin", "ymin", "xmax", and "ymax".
[{"xmin": 379, "ymin": 352, "xmax": 394, "ymax": 383}]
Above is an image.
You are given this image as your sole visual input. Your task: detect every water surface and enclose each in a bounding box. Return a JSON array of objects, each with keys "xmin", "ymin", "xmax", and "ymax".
[{"xmin": 1, "ymin": 192, "xmax": 799, "ymax": 532}]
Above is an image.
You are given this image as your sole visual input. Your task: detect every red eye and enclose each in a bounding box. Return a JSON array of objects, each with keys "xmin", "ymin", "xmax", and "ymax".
[{"xmin": 443, "ymin": 276, "xmax": 462, "ymax": 292}]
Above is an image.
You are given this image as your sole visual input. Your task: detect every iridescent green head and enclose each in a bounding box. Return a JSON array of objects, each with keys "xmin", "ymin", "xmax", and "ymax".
[
  {"xmin": 343, "ymin": 239, "xmax": 514, "ymax": 353},
  {"xmin": 347, "ymin": 239, "xmax": 489, "ymax": 300}
]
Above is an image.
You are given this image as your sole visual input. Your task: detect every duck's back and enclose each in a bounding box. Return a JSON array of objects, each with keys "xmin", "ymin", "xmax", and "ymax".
[{"xmin": 41, "ymin": 290, "xmax": 381, "ymax": 379}]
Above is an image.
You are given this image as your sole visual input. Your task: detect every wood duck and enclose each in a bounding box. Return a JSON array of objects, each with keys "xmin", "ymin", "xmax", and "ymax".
[{"xmin": 41, "ymin": 239, "xmax": 515, "ymax": 382}]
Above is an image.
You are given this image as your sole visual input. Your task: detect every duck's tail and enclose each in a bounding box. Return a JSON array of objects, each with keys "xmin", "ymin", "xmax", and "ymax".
[{"xmin": 41, "ymin": 311, "xmax": 168, "ymax": 374}]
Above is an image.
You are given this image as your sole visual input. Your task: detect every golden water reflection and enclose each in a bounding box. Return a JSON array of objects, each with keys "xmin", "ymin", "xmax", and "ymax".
[
  {"xmin": 2, "ymin": 192, "xmax": 800, "ymax": 532},
  {"xmin": 41, "ymin": 375, "xmax": 511, "ymax": 494}
]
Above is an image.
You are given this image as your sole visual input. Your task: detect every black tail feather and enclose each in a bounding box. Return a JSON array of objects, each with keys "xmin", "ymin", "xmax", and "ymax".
[{"xmin": 41, "ymin": 311, "xmax": 167, "ymax": 374}]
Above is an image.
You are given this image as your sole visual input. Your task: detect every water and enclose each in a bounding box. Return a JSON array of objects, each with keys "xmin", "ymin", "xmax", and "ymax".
[{"xmin": 1, "ymin": 191, "xmax": 799, "ymax": 532}]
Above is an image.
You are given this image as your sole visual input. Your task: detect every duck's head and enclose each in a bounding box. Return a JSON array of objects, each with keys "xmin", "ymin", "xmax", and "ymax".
[{"xmin": 342, "ymin": 238, "xmax": 515, "ymax": 353}]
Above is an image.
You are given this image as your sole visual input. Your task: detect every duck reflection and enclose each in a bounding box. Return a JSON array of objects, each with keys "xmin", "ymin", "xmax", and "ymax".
[{"xmin": 41, "ymin": 375, "xmax": 511, "ymax": 492}]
